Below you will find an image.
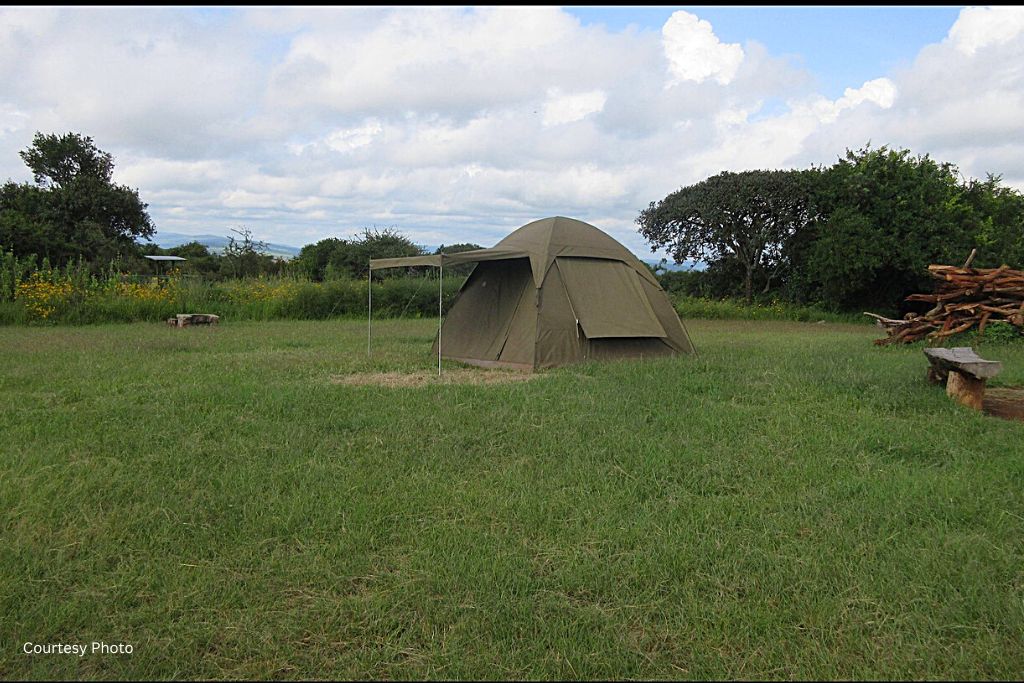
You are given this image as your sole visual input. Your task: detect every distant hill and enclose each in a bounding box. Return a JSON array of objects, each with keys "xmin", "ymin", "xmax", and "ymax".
[{"xmin": 146, "ymin": 232, "xmax": 301, "ymax": 259}]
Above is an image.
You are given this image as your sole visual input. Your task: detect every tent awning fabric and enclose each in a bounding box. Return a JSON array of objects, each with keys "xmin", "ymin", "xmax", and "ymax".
[{"xmin": 370, "ymin": 248, "xmax": 530, "ymax": 270}]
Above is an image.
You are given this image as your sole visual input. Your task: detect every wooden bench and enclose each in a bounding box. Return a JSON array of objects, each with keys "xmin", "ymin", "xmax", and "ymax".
[{"xmin": 924, "ymin": 347, "xmax": 1002, "ymax": 410}]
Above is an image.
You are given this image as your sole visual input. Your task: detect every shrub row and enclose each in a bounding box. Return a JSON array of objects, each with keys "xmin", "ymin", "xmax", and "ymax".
[{"xmin": 0, "ymin": 272, "xmax": 466, "ymax": 325}]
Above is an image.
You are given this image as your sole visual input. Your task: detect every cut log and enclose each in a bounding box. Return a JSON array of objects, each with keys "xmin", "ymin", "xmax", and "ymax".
[
  {"xmin": 863, "ymin": 312, "xmax": 911, "ymax": 328},
  {"xmin": 978, "ymin": 311, "xmax": 992, "ymax": 335},
  {"xmin": 869, "ymin": 263, "xmax": 1024, "ymax": 345},
  {"xmin": 962, "ymin": 248, "xmax": 977, "ymax": 269}
]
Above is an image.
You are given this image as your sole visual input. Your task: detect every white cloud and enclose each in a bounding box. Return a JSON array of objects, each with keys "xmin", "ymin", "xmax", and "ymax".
[
  {"xmin": 0, "ymin": 6, "xmax": 1021, "ymax": 260},
  {"xmin": 803, "ymin": 77, "xmax": 898, "ymax": 124},
  {"xmin": 948, "ymin": 6, "xmax": 1024, "ymax": 55},
  {"xmin": 324, "ymin": 120, "xmax": 384, "ymax": 153},
  {"xmin": 662, "ymin": 11, "xmax": 744, "ymax": 86},
  {"xmin": 542, "ymin": 89, "xmax": 607, "ymax": 127},
  {"xmin": 0, "ymin": 104, "xmax": 30, "ymax": 137}
]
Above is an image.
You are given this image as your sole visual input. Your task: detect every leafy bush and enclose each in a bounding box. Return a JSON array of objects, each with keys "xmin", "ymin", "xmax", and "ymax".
[
  {"xmin": 0, "ymin": 263, "xmax": 469, "ymax": 325},
  {"xmin": 939, "ymin": 319, "xmax": 1023, "ymax": 347}
]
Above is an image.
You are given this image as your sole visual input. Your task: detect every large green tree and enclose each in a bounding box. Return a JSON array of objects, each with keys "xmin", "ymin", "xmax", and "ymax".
[
  {"xmin": 637, "ymin": 169, "xmax": 816, "ymax": 303},
  {"xmin": 296, "ymin": 228, "xmax": 423, "ymax": 281},
  {"xmin": 0, "ymin": 132, "xmax": 154, "ymax": 265},
  {"xmin": 795, "ymin": 145, "xmax": 976, "ymax": 311},
  {"xmin": 961, "ymin": 173, "xmax": 1024, "ymax": 270}
]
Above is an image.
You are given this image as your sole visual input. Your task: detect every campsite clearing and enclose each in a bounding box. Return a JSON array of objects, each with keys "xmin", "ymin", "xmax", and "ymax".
[{"xmin": 2, "ymin": 319, "xmax": 1023, "ymax": 679}]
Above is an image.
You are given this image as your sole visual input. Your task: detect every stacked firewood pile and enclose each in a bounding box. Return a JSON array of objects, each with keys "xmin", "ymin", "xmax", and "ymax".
[{"xmin": 866, "ymin": 257, "xmax": 1024, "ymax": 345}]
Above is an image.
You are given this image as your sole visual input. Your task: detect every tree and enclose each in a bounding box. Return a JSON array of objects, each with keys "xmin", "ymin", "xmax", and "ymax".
[
  {"xmin": 0, "ymin": 132, "xmax": 155, "ymax": 265},
  {"xmin": 637, "ymin": 169, "xmax": 815, "ymax": 303},
  {"xmin": 296, "ymin": 227, "xmax": 424, "ymax": 281},
  {"xmin": 351, "ymin": 227, "xmax": 423, "ymax": 278},
  {"xmin": 20, "ymin": 132, "xmax": 115, "ymax": 189},
  {"xmin": 434, "ymin": 242, "xmax": 483, "ymax": 277},
  {"xmin": 221, "ymin": 227, "xmax": 276, "ymax": 278},
  {"xmin": 294, "ymin": 237, "xmax": 351, "ymax": 281},
  {"xmin": 961, "ymin": 173, "xmax": 1024, "ymax": 270},
  {"xmin": 797, "ymin": 145, "xmax": 975, "ymax": 312}
]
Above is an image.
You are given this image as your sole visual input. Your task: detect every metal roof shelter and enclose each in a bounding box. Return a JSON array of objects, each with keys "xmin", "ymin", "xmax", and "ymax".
[
  {"xmin": 144, "ymin": 254, "xmax": 187, "ymax": 278},
  {"xmin": 368, "ymin": 216, "xmax": 695, "ymax": 374}
]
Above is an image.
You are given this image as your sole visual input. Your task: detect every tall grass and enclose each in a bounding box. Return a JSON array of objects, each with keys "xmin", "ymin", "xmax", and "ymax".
[
  {"xmin": 3, "ymin": 253, "xmax": 999, "ymax": 330},
  {"xmin": 672, "ymin": 295, "xmax": 866, "ymax": 323},
  {"xmin": 0, "ymin": 259, "xmax": 466, "ymax": 325}
]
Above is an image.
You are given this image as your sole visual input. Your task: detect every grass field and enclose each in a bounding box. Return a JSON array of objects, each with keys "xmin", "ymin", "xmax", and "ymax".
[{"xmin": 2, "ymin": 319, "xmax": 1023, "ymax": 679}]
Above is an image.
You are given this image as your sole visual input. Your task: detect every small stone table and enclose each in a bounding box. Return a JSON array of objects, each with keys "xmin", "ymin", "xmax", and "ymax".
[
  {"xmin": 167, "ymin": 313, "xmax": 220, "ymax": 328},
  {"xmin": 924, "ymin": 347, "xmax": 1002, "ymax": 410}
]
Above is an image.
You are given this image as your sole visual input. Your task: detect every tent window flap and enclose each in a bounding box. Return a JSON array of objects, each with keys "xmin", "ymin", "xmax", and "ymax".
[{"xmin": 556, "ymin": 257, "xmax": 666, "ymax": 339}]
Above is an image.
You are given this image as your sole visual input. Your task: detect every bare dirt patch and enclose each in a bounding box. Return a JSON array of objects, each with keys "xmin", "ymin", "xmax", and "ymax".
[{"xmin": 331, "ymin": 369, "xmax": 540, "ymax": 388}]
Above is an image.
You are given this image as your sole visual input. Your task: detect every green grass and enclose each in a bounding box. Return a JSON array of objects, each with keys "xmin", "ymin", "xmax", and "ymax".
[{"xmin": 2, "ymin": 319, "xmax": 1023, "ymax": 680}]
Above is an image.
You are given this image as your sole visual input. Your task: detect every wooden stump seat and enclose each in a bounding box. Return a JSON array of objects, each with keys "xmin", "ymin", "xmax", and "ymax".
[{"xmin": 923, "ymin": 347, "xmax": 1002, "ymax": 410}]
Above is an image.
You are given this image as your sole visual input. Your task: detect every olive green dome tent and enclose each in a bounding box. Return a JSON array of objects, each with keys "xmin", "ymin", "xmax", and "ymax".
[{"xmin": 369, "ymin": 216, "xmax": 695, "ymax": 370}]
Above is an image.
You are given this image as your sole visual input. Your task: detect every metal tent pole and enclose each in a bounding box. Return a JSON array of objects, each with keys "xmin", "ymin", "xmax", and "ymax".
[
  {"xmin": 438, "ymin": 261, "xmax": 443, "ymax": 376},
  {"xmin": 367, "ymin": 267, "xmax": 372, "ymax": 356}
]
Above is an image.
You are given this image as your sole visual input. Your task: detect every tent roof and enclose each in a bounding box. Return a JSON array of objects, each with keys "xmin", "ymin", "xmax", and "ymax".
[{"xmin": 369, "ymin": 216, "xmax": 658, "ymax": 288}]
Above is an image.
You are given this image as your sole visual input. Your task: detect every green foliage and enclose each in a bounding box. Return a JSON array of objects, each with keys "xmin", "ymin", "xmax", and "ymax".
[
  {"xmin": 0, "ymin": 261, "xmax": 467, "ymax": 324},
  {"xmin": 652, "ymin": 265, "xmax": 707, "ymax": 298},
  {"xmin": 672, "ymin": 295, "xmax": 863, "ymax": 323},
  {"xmin": 295, "ymin": 237, "xmax": 350, "ymax": 281},
  {"xmin": 796, "ymin": 145, "xmax": 975, "ymax": 311},
  {"xmin": 981, "ymin": 320, "xmax": 1023, "ymax": 344},
  {"xmin": 641, "ymin": 144, "xmax": 1024, "ymax": 314},
  {"xmin": 0, "ymin": 249, "xmax": 38, "ymax": 302},
  {"xmin": 0, "ymin": 132, "xmax": 154, "ymax": 265},
  {"xmin": 638, "ymin": 169, "xmax": 816, "ymax": 303},
  {"xmin": 355, "ymin": 227, "xmax": 424, "ymax": 277},
  {"xmin": 295, "ymin": 227, "xmax": 425, "ymax": 281},
  {"xmin": 165, "ymin": 241, "xmax": 223, "ymax": 278},
  {"xmin": 19, "ymin": 131, "xmax": 114, "ymax": 188},
  {"xmin": 937, "ymin": 320, "xmax": 1024, "ymax": 348},
  {"xmin": 435, "ymin": 242, "xmax": 483, "ymax": 277},
  {"xmin": 961, "ymin": 173, "xmax": 1024, "ymax": 269}
]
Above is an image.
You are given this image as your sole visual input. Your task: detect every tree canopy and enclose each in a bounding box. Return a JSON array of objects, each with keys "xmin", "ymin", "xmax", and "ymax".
[
  {"xmin": 795, "ymin": 146, "xmax": 974, "ymax": 311},
  {"xmin": 295, "ymin": 228, "xmax": 424, "ymax": 281},
  {"xmin": 637, "ymin": 169, "xmax": 815, "ymax": 303},
  {"xmin": 0, "ymin": 132, "xmax": 154, "ymax": 265},
  {"xmin": 434, "ymin": 242, "xmax": 483, "ymax": 276},
  {"xmin": 221, "ymin": 227, "xmax": 278, "ymax": 279},
  {"xmin": 639, "ymin": 145, "xmax": 1024, "ymax": 313}
]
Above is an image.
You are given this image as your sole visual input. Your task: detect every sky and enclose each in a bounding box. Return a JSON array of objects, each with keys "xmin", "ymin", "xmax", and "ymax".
[{"xmin": 1, "ymin": 5, "xmax": 1023, "ymax": 259}]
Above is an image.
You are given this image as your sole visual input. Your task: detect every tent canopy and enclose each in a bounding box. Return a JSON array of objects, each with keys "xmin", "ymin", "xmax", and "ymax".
[
  {"xmin": 367, "ymin": 217, "xmax": 695, "ymax": 370},
  {"xmin": 369, "ymin": 216, "xmax": 659, "ymax": 289},
  {"xmin": 370, "ymin": 247, "xmax": 529, "ymax": 270}
]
